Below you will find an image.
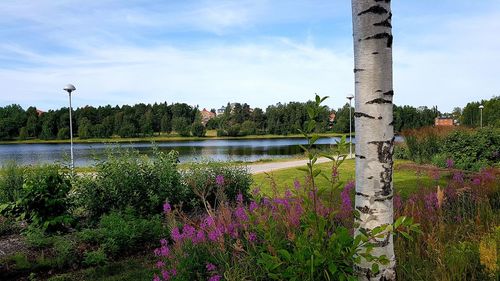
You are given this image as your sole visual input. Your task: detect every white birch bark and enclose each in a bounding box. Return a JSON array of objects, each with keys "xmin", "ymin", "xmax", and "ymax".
[{"xmin": 351, "ymin": 0, "xmax": 396, "ymax": 280}]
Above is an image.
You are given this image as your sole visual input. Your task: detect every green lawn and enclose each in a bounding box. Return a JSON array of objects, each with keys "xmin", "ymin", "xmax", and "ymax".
[{"xmin": 252, "ymin": 159, "xmax": 447, "ymax": 198}]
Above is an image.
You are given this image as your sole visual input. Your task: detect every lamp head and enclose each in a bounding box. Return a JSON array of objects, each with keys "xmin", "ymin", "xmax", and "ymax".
[
  {"xmin": 479, "ymin": 105, "xmax": 484, "ymax": 109},
  {"xmin": 346, "ymin": 95, "xmax": 354, "ymax": 100},
  {"xmin": 63, "ymin": 84, "xmax": 76, "ymax": 94}
]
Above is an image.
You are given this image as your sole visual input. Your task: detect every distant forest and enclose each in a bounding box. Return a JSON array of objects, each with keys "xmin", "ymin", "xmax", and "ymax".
[{"xmin": 0, "ymin": 96, "xmax": 496, "ymax": 140}]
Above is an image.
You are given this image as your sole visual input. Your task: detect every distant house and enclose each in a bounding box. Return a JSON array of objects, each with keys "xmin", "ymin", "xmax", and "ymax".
[
  {"xmin": 435, "ymin": 117, "xmax": 454, "ymax": 126},
  {"xmin": 216, "ymin": 106, "xmax": 226, "ymax": 115},
  {"xmin": 200, "ymin": 108, "xmax": 216, "ymax": 125},
  {"xmin": 36, "ymin": 109, "xmax": 45, "ymax": 116}
]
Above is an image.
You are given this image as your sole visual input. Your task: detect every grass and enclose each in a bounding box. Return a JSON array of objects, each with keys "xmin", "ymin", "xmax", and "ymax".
[
  {"xmin": 0, "ymin": 130, "xmax": 348, "ymax": 144},
  {"xmin": 252, "ymin": 159, "xmax": 448, "ymax": 198}
]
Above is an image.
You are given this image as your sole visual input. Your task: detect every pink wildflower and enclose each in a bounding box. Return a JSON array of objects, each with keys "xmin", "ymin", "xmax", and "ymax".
[
  {"xmin": 156, "ymin": 261, "xmax": 165, "ymax": 269},
  {"xmin": 249, "ymin": 201, "xmax": 258, "ymax": 212},
  {"xmin": 161, "ymin": 270, "xmax": 170, "ymax": 280},
  {"xmin": 153, "ymin": 274, "xmax": 161, "ymax": 281},
  {"xmin": 206, "ymin": 263, "xmax": 217, "ymax": 271},
  {"xmin": 163, "ymin": 202, "xmax": 172, "ymax": 213},
  {"xmin": 216, "ymin": 175, "xmax": 225, "ymax": 186},
  {"xmin": 209, "ymin": 275, "xmax": 222, "ymax": 281},
  {"xmin": 171, "ymin": 227, "xmax": 182, "ymax": 242}
]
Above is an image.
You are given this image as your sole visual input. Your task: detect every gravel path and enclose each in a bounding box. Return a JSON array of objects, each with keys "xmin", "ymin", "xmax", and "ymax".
[{"xmin": 247, "ymin": 156, "xmax": 350, "ymax": 174}]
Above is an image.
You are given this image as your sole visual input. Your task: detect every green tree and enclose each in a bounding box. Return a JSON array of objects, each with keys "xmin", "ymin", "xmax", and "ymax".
[
  {"xmin": 191, "ymin": 122, "xmax": 206, "ymax": 137},
  {"xmin": 78, "ymin": 117, "xmax": 92, "ymax": 139},
  {"xmin": 172, "ymin": 117, "xmax": 191, "ymax": 137}
]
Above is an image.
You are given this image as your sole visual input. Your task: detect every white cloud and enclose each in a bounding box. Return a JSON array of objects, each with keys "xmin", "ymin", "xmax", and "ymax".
[{"xmin": 0, "ymin": 40, "xmax": 353, "ymax": 110}]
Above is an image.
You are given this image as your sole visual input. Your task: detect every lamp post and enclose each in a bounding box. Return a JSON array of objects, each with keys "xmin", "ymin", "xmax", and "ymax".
[
  {"xmin": 479, "ymin": 105, "xmax": 484, "ymax": 128},
  {"xmin": 63, "ymin": 84, "xmax": 76, "ymax": 171},
  {"xmin": 347, "ymin": 95, "xmax": 354, "ymax": 158}
]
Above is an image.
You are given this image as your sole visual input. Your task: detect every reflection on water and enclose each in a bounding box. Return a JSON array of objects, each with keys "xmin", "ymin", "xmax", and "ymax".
[{"xmin": 0, "ymin": 137, "xmax": 403, "ymax": 167}]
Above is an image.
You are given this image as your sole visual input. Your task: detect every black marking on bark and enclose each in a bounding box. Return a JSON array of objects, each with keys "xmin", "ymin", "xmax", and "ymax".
[
  {"xmin": 356, "ymin": 192, "xmax": 370, "ymax": 198},
  {"xmin": 354, "ymin": 264, "xmax": 374, "ymax": 280},
  {"xmin": 374, "ymin": 13, "xmax": 392, "ymax": 28},
  {"xmin": 372, "ymin": 233, "xmax": 391, "ymax": 247},
  {"xmin": 358, "ymin": 5, "xmax": 388, "ymax": 16},
  {"xmin": 372, "ymin": 52, "xmax": 379, "ymax": 55},
  {"xmin": 368, "ymin": 137, "xmax": 395, "ymax": 197},
  {"xmin": 354, "ymin": 68, "xmax": 365, "ymax": 73},
  {"xmin": 355, "ymin": 81, "xmax": 361, "ymax": 84},
  {"xmin": 356, "ymin": 154, "xmax": 366, "ymax": 159},
  {"xmin": 363, "ymin": 32, "xmax": 393, "ymax": 48},
  {"xmin": 383, "ymin": 90, "xmax": 394, "ymax": 96},
  {"xmin": 376, "ymin": 90, "xmax": 383, "ymax": 92},
  {"xmin": 374, "ymin": 0, "xmax": 391, "ymax": 3},
  {"xmin": 368, "ymin": 176, "xmax": 374, "ymax": 179},
  {"xmin": 374, "ymin": 195, "xmax": 393, "ymax": 202},
  {"xmin": 354, "ymin": 112, "xmax": 376, "ymax": 119},
  {"xmin": 378, "ymin": 116, "xmax": 383, "ymax": 120},
  {"xmin": 367, "ymin": 98, "xmax": 392, "ymax": 104},
  {"xmin": 356, "ymin": 206, "xmax": 374, "ymax": 214},
  {"xmin": 389, "ymin": 120, "xmax": 394, "ymax": 126}
]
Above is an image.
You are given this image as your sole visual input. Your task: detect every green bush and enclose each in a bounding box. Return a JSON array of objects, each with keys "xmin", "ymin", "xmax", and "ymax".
[
  {"xmin": 0, "ymin": 161, "xmax": 25, "ymax": 204},
  {"xmin": 191, "ymin": 122, "xmax": 206, "ymax": 137},
  {"xmin": 441, "ymin": 128, "xmax": 500, "ymax": 171},
  {"xmin": 83, "ymin": 248, "xmax": 107, "ymax": 267},
  {"xmin": 25, "ymin": 226, "xmax": 54, "ymax": 249},
  {"xmin": 96, "ymin": 212, "xmax": 163, "ymax": 257},
  {"xmin": 52, "ymin": 236, "xmax": 78, "ymax": 268},
  {"xmin": 0, "ymin": 164, "xmax": 72, "ymax": 232},
  {"xmin": 181, "ymin": 161, "xmax": 252, "ymax": 210},
  {"xmin": 73, "ymin": 148, "xmax": 182, "ymax": 220}
]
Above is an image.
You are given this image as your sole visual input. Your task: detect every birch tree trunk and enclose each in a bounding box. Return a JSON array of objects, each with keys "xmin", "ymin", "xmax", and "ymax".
[{"xmin": 351, "ymin": 0, "xmax": 395, "ymax": 280}]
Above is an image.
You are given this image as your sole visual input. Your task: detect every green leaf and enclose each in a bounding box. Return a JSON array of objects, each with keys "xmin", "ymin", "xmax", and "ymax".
[
  {"xmin": 371, "ymin": 263, "xmax": 380, "ymax": 275},
  {"xmin": 307, "ymin": 107, "xmax": 315, "ymax": 119}
]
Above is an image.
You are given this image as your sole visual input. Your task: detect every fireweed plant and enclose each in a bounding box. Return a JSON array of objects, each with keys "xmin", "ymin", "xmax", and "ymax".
[{"xmin": 152, "ymin": 95, "xmax": 419, "ymax": 281}]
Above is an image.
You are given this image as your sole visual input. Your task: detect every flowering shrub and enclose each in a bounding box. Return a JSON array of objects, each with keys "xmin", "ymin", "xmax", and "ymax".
[{"xmin": 152, "ymin": 175, "xmax": 420, "ymax": 281}]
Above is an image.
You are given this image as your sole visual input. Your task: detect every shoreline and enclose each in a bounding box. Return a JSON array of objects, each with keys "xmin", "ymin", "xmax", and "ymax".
[{"xmin": 0, "ymin": 132, "xmax": 351, "ymax": 145}]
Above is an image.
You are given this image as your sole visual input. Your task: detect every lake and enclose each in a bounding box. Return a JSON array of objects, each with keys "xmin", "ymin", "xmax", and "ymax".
[{"xmin": 0, "ymin": 137, "xmax": 402, "ymax": 167}]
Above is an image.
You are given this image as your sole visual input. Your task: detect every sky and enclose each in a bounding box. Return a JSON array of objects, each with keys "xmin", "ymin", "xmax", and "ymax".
[{"xmin": 0, "ymin": 0, "xmax": 499, "ymax": 113}]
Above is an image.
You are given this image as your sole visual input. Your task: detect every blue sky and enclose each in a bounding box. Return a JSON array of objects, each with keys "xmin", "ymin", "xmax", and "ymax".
[{"xmin": 0, "ymin": 0, "xmax": 499, "ymax": 112}]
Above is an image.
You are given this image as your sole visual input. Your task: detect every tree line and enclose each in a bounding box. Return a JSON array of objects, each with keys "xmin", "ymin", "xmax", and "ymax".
[{"xmin": 0, "ymin": 98, "xmax": 466, "ymax": 141}]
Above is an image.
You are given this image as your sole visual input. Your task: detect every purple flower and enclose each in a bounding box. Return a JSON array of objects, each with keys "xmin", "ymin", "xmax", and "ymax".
[
  {"xmin": 394, "ymin": 194, "xmax": 402, "ymax": 211},
  {"xmin": 249, "ymin": 201, "xmax": 258, "ymax": 212},
  {"xmin": 209, "ymin": 275, "xmax": 222, "ymax": 281},
  {"xmin": 160, "ymin": 245, "xmax": 170, "ymax": 257},
  {"xmin": 206, "ymin": 263, "xmax": 217, "ymax": 271},
  {"xmin": 293, "ymin": 179, "xmax": 301, "ymax": 190},
  {"xmin": 236, "ymin": 193, "xmax": 244, "ymax": 204},
  {"xmin": 160, "ymin": 238, "xmax": 168, "ymax": 246},
  {"xmin": 170, "ymin": 268, "xmax": 177, "ymax": 276},
  {"xmin": 338, "ymin": 181, "xmax": 355, "ymax": 220},
  {"xmin": 446, "ymin": 158, "xmax": 454, "ymax": 168},
  {"xmin": 472, "ymin": 177, "xmax": 481, "ymax": 186},
  {"xmin": 153, "ymin": 274, "xmax": 161, "ymax": 281},
  {"xmin": 208, "ymin": 227, "xmax": 223, "ymax": 242},
  {"xmin": 252, "ymin": 188, "xmax": 260, "ymax": 196},
  {"xmin": 171, "ymin": 227, "xmax": 183, "ymax": 242},
  {"xmin": 162, "ymin": 270, "xmax": 170, "ymax": 280},
  {"xmin": 234, "ymin": 207, "xmax": 248, "ymax": 221},
  {"xmin": 216, "ymin": 174, "xmax": 225, "ymax": 186},
  {"xmin": 156, "ymin": 261, "xmax": 165, "ymax": 269},
  {"xmin": 193, "ymin": 230, "xmax": 206, "ymax": 243},
  {"xmin": 452, "ymin": 172, "xmax": 464, "ymax": 183},
  {"xmin": 424, "ymin": 192, "xmax": 438, "ymax": 211},
  {"xmin": 248, "ymin": 232, "xmax": 257, "ymax": 242},
  {"xmin": 163, "ymin": 202, "xmax": 172, "ymax": 213},
  {"xmin": 182, "ymin": 224, "xmax": 196, "ymax": 240},
  {"xmin": 284, "ymin": 189, "xmax": 292, "ymax": 198}
]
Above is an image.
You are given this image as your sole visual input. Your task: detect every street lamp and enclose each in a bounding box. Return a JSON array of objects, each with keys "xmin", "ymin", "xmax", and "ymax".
[
  {"xmin": 479, "ymin": 105, "xmax": 484, "ymax": 128},
  {"xmin": 347, "ymin": 95, "xmax": 354, "ymax": 158},
  {"xmin": 63, "ymin": 84, "xmax": 76, "ymax": 171}
]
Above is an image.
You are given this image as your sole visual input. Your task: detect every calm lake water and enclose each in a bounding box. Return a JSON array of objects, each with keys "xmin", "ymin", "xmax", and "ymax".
[{"xmin": 0, "ymin": 137, "xmax": 402, "ymax": 167}]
